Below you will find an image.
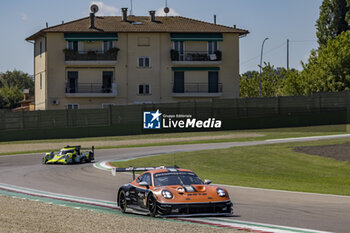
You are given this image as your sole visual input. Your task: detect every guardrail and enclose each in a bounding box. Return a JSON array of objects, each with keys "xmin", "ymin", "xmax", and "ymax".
[
  {"xmin": 171, "ymin": 50, "xmax": 222, "ymax": 62},
  {"xmin": 64, "ymin": 50, "xmax": 118, "ymax": 61},
  {"xmin": 66, "ymin": 83, "xmax": 114, "ymax": 93}
]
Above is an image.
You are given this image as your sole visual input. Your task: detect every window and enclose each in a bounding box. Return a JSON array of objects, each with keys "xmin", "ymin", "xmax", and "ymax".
[
  {"xmin": 67, "ymin": 71, "xmax": 78, "ymax": 93},
  {"xmin": 39, "ymin": 41, "xmax": 42, "ymax": 57},
  {"xmin": 173, "ymin": 41, "xmax": 184, "ymax": 61},
  {"xmin": 173, "ymin": 72, "xmax": 184, "ymax": 93},
  {"xmin": 138, "ymin": 57, "xmax": 150, "ymax": 68},
  {"xmin": 40, "ymin": 73, "xmax": 42, "ymax": 90},
  {"xmin": 66, "ymin": 104, "xmax": 79, "ymax": 110},
  {"xmin": 67, "ymin": 41, "xmax": 78, "ymax": 51},
  {"xmin": 102, "ymin": 71, "xmax": 113, "ymax": 93},
  {"xmin": 208, "ymin": 41, "xmax": 218, "ymax": 54},
  {"xmin": 103, "ymin": 41, "xmax": 113, "ymax": 52},
  {"xmin": 138, "ymin": 84, "xmax": 150, "ymax": 95},
  {"xmin": 102, "ymin": 103, "xmax": 115, "ymax": 109},
  {"xmin": 136, "ymin": 173, "xmax": 152, "ymax": 186}
]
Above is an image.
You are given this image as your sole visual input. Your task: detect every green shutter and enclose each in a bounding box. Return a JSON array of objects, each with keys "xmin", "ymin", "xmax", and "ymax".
[
  {"xmin": 171, "ymin": 33, "xmax": 223, "ymax": 42},
  {"xmin": 64, "ymin": 33, "xmax": 118, "ymax": 41},
  {"xmin": 172, "ymin": 67, "xmax": 220, "ymax": 71}
]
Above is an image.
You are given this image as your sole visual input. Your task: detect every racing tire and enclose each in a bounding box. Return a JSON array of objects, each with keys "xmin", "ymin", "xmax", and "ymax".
[
  {"xmin": 86, "ymin": 152, "xmax": 92, "ymax": 163},
  {"xmin": 118, "ymin": 191, "xmax": 127, "ymax": 213},
  {"xmin": 147, "ymin": 194, "xmax": 158, "ymax": 217}
]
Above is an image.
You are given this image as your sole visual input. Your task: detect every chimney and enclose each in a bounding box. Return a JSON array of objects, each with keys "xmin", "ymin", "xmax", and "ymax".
[
  {"xmin": 233, "ymin": 25, "xmax": 236, "ymax": 29},
  {"xmin": 122, "ymin": 8, "xmax": 128, "ymax": 22},
  {"xmin": 46, "ymin": 22, "xmax": 48, "ymax": 28},
  {"xmin": 214, "ymin": 15, "xmax": 217, "ymax": 24},
  {"xmin": 90, "ymin": 13, "xmax": 95, "ymax": 29},
  {"xmin": 149, "ymin": 10, "xmax": 156, "ymax": 22},
  {"xmin": 23, "ymin": 89, "xmax": 29, "ymax": 101}
]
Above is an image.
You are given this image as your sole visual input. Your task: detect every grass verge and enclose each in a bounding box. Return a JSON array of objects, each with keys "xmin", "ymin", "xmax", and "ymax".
[
  {"xmin": 110, "ymin": 137, "xmax": 350, "ymax": 196},
  {"xmin": 0, "ymin": 124, "xmax": 348, "ymax": 156}
]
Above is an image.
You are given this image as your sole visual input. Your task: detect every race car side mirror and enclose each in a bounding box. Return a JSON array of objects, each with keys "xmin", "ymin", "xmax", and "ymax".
[
  {"xmin": 204, "ymin": 179, "xmax": 212, "ymax": 185},
  {"xmin": 139, "ymin": 181, "xmax": 149, "ymax": 189}
]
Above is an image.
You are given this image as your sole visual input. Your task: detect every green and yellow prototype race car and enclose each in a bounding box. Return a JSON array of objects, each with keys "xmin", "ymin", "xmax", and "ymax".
[{"xmin": 42, "ymin": 145, "xmax": 94, "ymax": 165}]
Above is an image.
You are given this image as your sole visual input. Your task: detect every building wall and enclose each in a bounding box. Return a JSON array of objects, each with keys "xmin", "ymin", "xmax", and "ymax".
[
  {"xmin": 220, "ymin": 33, "xmax": 240, "ymax": 98},
  {"xmin": 37, "ymin": 31, "xmax": 240, "ymax": 110},
  {"xmin": 34, "ymin": 37, "xmax": 47, "ymax": 110}
]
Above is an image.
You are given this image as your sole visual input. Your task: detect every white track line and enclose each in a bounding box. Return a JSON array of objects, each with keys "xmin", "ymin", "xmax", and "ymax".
[{"xmin": 265, "ymin": 134, "xmax": 350, "ymax": 142}]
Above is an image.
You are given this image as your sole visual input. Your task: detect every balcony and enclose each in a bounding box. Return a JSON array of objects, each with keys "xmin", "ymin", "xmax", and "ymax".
[
  {"xmin": 65, "ymin": 83, "xmax": 117, "ymax": 97},
  {"xmin": 171, "ymin": 50, "xmax": 222, "ymax": 65},
  {"xmin": 172, "ymin": 83, "xmax": 222, "ymax": 97},
  {"xmin": 64, "ymin": 48, "xmax": 119, "ymax": 65}
]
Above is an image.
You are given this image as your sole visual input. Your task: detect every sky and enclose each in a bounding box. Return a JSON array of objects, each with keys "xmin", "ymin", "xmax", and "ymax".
[{"xmin": 0, "ymin": 0, "xmax": 323, "ymax": 75}]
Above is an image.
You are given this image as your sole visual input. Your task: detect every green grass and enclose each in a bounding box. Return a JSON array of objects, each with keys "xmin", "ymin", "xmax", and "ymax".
[
  {"xmin": 0, "ymin": 124, "xmax": 348, "ymax": 156},
  {"xmin": 110, "ymin": 137, "xmax": 350, "ymax": 196}
]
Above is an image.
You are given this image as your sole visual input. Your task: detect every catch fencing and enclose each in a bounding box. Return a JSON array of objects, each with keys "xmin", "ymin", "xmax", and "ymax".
[{"xmin": 0, "ymin": 91, "xmax": 349, "ymax": 141}]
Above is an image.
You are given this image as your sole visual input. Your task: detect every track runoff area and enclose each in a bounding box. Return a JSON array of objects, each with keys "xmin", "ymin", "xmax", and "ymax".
[
  {"xmin": 2, "ymin": 134, "xmax": 350, "ymax": 233},
  {"xmin": 0, "ymin": 183, "xmax": 328, "ymax": 233}
]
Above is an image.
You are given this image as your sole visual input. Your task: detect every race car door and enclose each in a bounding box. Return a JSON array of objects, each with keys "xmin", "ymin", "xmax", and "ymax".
[{"xmin": 135, "ymin": 173, "xmax": 152, "ymax": 209}]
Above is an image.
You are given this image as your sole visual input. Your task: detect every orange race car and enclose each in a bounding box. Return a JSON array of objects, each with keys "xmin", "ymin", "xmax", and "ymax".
[{"xmin": 112, "ymin": 166, "xmax": 233, "ymax": 217}]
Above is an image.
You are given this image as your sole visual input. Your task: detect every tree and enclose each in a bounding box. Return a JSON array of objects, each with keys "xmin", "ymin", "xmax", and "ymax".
[
  {"xmin": 0, "ymin": 70, "xmax": 34, "ymax": 95},
  {"xmin": 0, "ymin": 70, "xmax": 34, "ymax": 109},
  {"xmin": 240, "ymin": 63, "xmax": 292, "ymax": 97},
  {"xmin": 316, "ymin": 0, "xmax": 350, "ymax": 47},
  {"xmin": 0, "ymin": 86, "xmax": 23, "ymax": 108},
  {"xmin": 300, "ymin": 30, "xmax": 350, "ymax": 93}
]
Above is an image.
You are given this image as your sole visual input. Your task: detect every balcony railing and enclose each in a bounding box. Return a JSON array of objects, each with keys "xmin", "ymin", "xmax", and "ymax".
[
  {"xmin": 64, "ymin": 48, "xmax": 119, "ymax": 61},
  {"xmin": 171, "ymin": 50, "xmax": 222, "ymax": 62},
  {"xmin": 66, "ymin": 83, "xmax": 116, "ymax": 94},
  {"xmin": 173, "ymin": 83, "xmax": 223, "ymax": 93}
]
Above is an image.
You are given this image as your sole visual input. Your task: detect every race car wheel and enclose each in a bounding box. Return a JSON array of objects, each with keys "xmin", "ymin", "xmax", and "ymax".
[
  {"xmin": 86, "ymin": 153, "xmax": 92, "ymax": 163},
  {"xmin": 118, "ymin": 191, "xmax": 127, "ymax": 213},
  {"xmin": 147, "ymin": 194, "xmax": 158, "ymax": 217}
]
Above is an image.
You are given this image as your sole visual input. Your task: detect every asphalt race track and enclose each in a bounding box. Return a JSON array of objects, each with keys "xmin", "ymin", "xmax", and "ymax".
[{"xmin": 1, "ymin": 137, "xmax": 350, "ymax": 232}]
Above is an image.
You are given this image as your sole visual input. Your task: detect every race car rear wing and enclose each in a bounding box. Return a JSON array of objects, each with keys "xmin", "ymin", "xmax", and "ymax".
[
  {"xmin": 64, "ymin": 146, "xmax": 94, "ymax": 153},
  {"xmin": 112, "ymin": 166, "xmax": 179, "ymax": 180}
]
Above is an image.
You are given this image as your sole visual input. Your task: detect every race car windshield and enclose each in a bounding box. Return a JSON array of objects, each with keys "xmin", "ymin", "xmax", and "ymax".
[
  {"xmin": 58, "ymin": 149, "xmax": 74, "ymax": 155},
  {"xmin": 154, "ymin": 172, "xmax": 203, "ymax": 186}
]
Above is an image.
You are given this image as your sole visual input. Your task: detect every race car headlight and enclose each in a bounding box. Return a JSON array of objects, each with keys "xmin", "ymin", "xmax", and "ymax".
[
  {"xmin": 216, "ymin": 188, "xmax": 226, "ymax": 197},
  {"xmin": 161, "ymin": 190, "xmax": 173, "ymax": 199}
]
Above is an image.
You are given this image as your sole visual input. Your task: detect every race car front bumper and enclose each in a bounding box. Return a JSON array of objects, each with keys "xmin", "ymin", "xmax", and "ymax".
[
  {"xmin": 45, "ymin": 159, "xmax": 68, "ymax": 164},
  {"xmin": 156, "ymin": 200, "xmax": 233, "ymax": 217}
]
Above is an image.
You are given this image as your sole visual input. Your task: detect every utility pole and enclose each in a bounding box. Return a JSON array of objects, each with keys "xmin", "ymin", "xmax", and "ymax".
[
  {"xmin": 287, "ymin": 39, "xmax": 290, "ymax": 70},
  {"xmin": 259, "ymin": 37, "xmax": 269, "ymax": 97}
]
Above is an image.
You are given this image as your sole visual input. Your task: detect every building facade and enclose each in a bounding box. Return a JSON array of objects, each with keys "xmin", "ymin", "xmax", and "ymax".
[{"xmin": 26, "ymin": 9, "xmax": 248, "ymax": 110}]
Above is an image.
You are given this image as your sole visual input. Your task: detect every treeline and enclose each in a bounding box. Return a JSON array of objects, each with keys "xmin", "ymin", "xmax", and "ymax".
[
  {"xmin": 0, "ymin": 70, "xmax": 34, "ymax": 109},
  {"xmin": 240, "ymin": 0, "xmax": 350, "ymax": 97}
]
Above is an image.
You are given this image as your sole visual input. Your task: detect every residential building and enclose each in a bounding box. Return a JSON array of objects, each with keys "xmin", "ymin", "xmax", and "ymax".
[{"xmin": 26, "ymin": 9, "xmax": 249, "ymax": 110}]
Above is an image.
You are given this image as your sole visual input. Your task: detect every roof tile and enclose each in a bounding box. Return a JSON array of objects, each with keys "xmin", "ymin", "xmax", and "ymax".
[{"xmin": 27, "ymin": 16, "xmax": 248, "ymax": 40}]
